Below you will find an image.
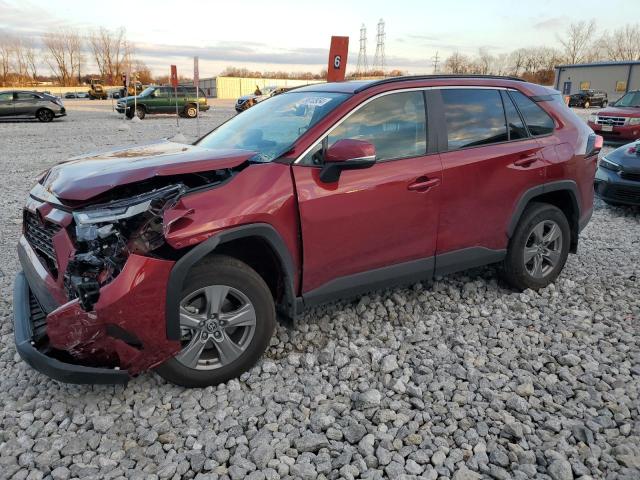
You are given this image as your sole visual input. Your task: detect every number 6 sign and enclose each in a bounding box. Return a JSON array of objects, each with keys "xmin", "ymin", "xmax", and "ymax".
[{"xmin": 327, "ymin": 36, "xmax": 349, "ymax": 82}]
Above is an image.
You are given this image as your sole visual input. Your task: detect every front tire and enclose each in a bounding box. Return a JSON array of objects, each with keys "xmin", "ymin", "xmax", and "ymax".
[
  {"xmin": 36, "ymin": 108, "xmax": 54, "ymax": 122},
  {"xmin": 502, "ymin": 203, "xmax": 570, "ymax": 291},
  {"xmin": 156, "ymin": 255, "xmax": 276, "ymax": 387},
  {"xmin": 135, "ymin": 105, "xmax": 146, "ymax": 120},
  {"xmin": 602, "ymin": 100, "xmax": 608, "ymax": 108},
  {"xmin": 184, "ymin": 104, "xmax": 198, "ymax": 118}
]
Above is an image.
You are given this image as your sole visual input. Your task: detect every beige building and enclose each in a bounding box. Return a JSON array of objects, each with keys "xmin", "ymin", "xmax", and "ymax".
[{"xmin": 554, "ymin": 61, "xmax": 640, "ymax": 101}]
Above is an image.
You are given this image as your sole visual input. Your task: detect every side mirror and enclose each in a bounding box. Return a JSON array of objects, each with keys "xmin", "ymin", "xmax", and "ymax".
[{"xmin": 319, "ymin": 139, "xmax": 376, "ymax": 183}]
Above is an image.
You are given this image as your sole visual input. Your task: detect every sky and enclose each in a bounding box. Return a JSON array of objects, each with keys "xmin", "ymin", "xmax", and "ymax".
[{"xmin": 1, "ymin": 0, "xmax": 638, "ymax": 78}]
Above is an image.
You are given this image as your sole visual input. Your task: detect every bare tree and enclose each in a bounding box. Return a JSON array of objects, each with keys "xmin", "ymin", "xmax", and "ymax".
[
  {"xmin": 476, "ymin": 48, "xmax": 493, "ymax": 75},
  {"xmin": 24, "ymin": 39, "xmax": 39, "ymax": 83},
  {"xmin": 558, "ymin": 20, "xmax": 597, "ymax": 64},
  {"xmin": 43, "ymin": 30, "xmax": 83, "ymax": 86},
  {"xmin": 88, "ymin": 27, "xmax": 130, "ymax": 83},
  {"xmin": 601, "ymin": 24, "xmax": 640, "ymax": 61},
  {"xmin": 0, "ymin": 33, "xmax": 13, "ymax": 86},
  {"xmin": 444, "ymin": 51, "xmax": 470, "ymax": 74}
]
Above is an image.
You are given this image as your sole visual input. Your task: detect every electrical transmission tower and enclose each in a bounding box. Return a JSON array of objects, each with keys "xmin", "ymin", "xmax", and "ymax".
[
  {"xmin": 432, "ymin": 51, "xmax": 440, "ymax": 73},
  {"xmin": 356, "ymin": 24, "xmax": 368, "ymax": 77},
  {"xmin": 372, "ymin": 18, "xmax": 386, "ymax": 74}
]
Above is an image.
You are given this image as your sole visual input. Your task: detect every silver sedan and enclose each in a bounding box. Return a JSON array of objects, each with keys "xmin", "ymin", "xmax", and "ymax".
[{"xmin": 0, "ymin": 90, "xmax": 66, "ymax": 122}]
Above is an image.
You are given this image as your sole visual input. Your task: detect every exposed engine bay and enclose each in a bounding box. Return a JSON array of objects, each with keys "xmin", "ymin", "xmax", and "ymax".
[{"xmin": 63, "ymin": 168, "xmax": 238, "ymax": 311}]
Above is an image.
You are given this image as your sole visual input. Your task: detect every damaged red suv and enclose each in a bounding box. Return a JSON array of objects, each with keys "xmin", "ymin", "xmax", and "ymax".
[{"xmin": 14, "ymin": 76, "xmax": 601, "ymax": 387}]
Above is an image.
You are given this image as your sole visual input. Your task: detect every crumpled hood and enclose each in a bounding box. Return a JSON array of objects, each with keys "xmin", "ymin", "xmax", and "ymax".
[
  {"xmin": 597, "ymin": 106, "xmax": 640, "ymax": 118},
  {"xmin": 39, "ymin": 139, "xmax": 256, "ymax": 201}
]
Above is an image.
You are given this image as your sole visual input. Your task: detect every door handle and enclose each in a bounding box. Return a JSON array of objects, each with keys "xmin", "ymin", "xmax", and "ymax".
[
  {"xmin": 408, "ymin": 177, "xmax": 440, "ymax": 192},
  {"xmin": 513, "ymin": 154, "xmax": 538, "ymax": 167}
]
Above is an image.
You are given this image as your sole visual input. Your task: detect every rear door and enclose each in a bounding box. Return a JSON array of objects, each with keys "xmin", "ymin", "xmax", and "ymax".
[
  {"xmin": 434, "ymin": 88, "xmax": 548, "ymax": 258},
  {"xmin": 0, "ymin": 91, "xmax": 14, "ymax": 117},
  {"xmin": 13, "ymin": 92, "xmax": 40, "ymax": 116},
  {"xmin": 292, "ymin": 90, "xmax": 442, "ymax": 299}
]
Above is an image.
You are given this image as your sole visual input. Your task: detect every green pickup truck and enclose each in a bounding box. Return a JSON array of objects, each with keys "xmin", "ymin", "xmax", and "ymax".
[{"xmin": 116, "ymin": 85, "xmax": 210, "ymax": 119}]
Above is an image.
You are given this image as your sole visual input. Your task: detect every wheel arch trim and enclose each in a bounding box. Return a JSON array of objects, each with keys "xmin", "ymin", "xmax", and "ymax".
[
  {"xmin": 507, "ymin": 180, "xmax": 580, "ymax": 238},
  {"xmin": 165, "ymin": 223, "xmax": 296, "ymax": 340}
]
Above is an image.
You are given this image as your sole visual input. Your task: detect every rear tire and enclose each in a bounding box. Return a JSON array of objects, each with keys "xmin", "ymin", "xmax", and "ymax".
[
  {"xmin": 584, "ymin": 101, "xmax": 590, "ymax": 108},
  {"xmin": 501, "ymin": 203, "xmax": 570, "ymax": 291},
  {"xmin": 156, "ymin": 255, "xmax": 276, "ymax": 387},
  {"xmin": 602, "ymin": 100, "xmax": 608, "ymax": 108},
  {"xmin": 36, "ymin": 108, "xmax": 54, "ymax": 122}
]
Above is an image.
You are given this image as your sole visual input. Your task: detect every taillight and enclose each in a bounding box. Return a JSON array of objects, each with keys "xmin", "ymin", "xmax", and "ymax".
[{"xmin": 586, "ymin": 134, "xmax": 603, "ymax": 156}]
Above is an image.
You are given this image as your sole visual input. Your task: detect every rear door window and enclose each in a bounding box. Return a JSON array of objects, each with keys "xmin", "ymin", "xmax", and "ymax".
[
  {"xmin": 15, "ymin": 92, "xmax": 40, "ymax": 100},
  {"xmin": 326, "ymin": 91, "xmax": 427, "ymax": 161},
  {"xmin": 441, "ymin": 88, "xmax": 508, "ymax": 150},
  {"xmin": 509, "ymin": 90, "xmax": 555, "ymax": 136},
  {"xmin": 500, "ymin": 91, "xmax": 528, "ymax": 140}
]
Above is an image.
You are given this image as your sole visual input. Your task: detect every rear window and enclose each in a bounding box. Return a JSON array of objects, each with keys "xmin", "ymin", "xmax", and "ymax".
[
  {"xmin": 501, "ymin": 91, "xmax": 527, "ymax": 140},
  {"xmin": 509, "ymin": 90, "xmax": 555, "ymax": 136},
  {"xmin": 441, "ymin": 89, "xmax": 508, "ymax": 150}
]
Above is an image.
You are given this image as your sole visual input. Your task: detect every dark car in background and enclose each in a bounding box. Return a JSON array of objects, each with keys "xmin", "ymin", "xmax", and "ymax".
[
  {"xmin": 116, "ymin": 85, "xmax": 210, "ymax": 119},
  {"xmin": 568, "ymin": 89, "xmax": 608, "ymax": 108},
  {"xmin": 0, "ymin": 90, "xmax": 66, "ymax": 122},
  {"xmin": 235, "ymin": 86, "xmax": 290, "ymax": 112},
  {"xmin": 588, "ymin": 90, "xmax": 640, "ymax": 143},
  {"xmin": 595, "ymin": 140, "xmax": 640, "ymax": 206}
]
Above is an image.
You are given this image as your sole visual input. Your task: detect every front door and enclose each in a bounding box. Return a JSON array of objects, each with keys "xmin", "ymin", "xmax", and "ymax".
[
  {"xmin": 292, "ymin": 90, "xmax": 442, "ymax": 299},
  {"xmin": 0, "ymin": 91, "xmax": 15, "ymax": 117},
  {"xmin": 147, "ymin": 87, "xmax": 172, "ymax": 113}
]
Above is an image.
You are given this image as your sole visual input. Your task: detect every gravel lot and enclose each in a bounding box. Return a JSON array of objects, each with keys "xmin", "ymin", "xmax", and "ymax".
[{"xmin": 0, "ymin": 101, "xmax": 638, "ymax": 480}]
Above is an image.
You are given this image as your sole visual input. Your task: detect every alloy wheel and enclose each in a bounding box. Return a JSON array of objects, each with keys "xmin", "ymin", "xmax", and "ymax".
[
  {"xmin": 38, "ymin": 109, "xmax": 53, "ymax": 122},
  {"xmin": 176, "ymin": 285, "xmax": 256, "ymax": 370},
  {"xmin": 523, "ymin": 220, "xmax": 563, "ymax": 279}
]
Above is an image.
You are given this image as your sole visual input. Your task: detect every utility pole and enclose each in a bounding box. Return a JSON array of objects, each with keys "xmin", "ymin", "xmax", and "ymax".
[{"xmin": 432, "ymin": 51, "xmax": 440, "ymax": 74}]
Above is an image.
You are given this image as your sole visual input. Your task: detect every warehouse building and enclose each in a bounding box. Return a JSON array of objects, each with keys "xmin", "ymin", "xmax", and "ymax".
[{"xmin": 554, "ymin": 60, "xmax": 640, "ymax": 101}]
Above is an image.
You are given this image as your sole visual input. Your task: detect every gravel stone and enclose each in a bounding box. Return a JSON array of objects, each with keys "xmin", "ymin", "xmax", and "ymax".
[{"xmin": 0, "ymin": 104, "xmax": 637, "ymax": 480}]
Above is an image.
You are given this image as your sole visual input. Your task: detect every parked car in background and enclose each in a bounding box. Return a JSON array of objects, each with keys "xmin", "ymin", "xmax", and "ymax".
[
  {"xmin": 595, "ymin": 139, "xmax": 640, "ymax": 206},
  {"xmin": 110, "ymin": 90, "xmax": 121, "ymax": 99},
  {"xmin": 0, "ymin": 90, "xmax": 66, "ymax": 122},
  {"xmin": 235, "ymin": 85, "xmax": 290, "ymax": 112},
  {"xmin": 14, "ymin": 75, "xmax": 601, "ymax": 387},
  {"xmin": 64, "ymin": 92, "xmax": 79, "ymax": 99},
  {"xmin": 568, "ymin": 89, "xmax": 608, "ymax": 108},
  {"xmin": 588, "ymin": 90, "xmax": 640, "ymax": 143},
  {"xmin": 116, "ymin": 85, "xmax": 210, "ymax": 119},
  {"xmin": 76, "ymin": 92, "xmax": 89, "ymax": 99}
]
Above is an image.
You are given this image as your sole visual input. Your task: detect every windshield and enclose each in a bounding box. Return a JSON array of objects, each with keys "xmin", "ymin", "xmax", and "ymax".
[
  {"xmin": 197, "ymin": 91, "xmax": 349, "ymax": 162},
  {"xmin": 139, "ymin": 87, "xmax": 156, "ymax": 97},
  {"xmin": 614, "ymin": 92, "xmax": 640, "ymax": 107}
]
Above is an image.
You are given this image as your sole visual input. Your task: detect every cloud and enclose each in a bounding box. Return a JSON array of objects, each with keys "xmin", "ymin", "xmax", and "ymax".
[{"xmin": 533, "ymin": 16, "xmax": 568, "ymax": 30}]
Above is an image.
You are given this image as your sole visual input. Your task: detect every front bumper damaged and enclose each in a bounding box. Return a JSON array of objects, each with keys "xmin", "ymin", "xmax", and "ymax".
[{"xmin": 14, "ymin": 236, "xmax": 181, "ymax": 384}]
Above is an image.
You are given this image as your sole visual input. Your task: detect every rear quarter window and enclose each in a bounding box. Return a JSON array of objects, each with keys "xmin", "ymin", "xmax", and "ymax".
[{"xmin": 509, "ymin": 90, "xmax": 555, "ymax": 136}]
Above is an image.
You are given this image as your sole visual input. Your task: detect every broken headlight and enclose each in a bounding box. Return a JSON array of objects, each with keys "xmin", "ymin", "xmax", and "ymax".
[{"xmin": 66, "ymin": 184, "xmax": 185, "ymax": 310}]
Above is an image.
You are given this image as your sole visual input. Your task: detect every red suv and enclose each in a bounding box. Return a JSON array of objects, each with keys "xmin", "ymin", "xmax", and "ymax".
[
  {"xmin": 14, "ymin": 76, "xmax": 601, "ymax": 387},
  {"xmin": 587, "ymin": 90, "xmax": 640, "ymax": 142}
]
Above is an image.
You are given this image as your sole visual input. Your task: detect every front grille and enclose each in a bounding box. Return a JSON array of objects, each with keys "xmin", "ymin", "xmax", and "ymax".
[
  {"xmin": 607, "ymin": 185, "xmax": 640, "ymax": 202},
  {"xmin": 29, "ymin": 290, "xmax": 48, "ymax": 345},
  {"xmin": 621, "ymin": 171, "xmax": 640, "ymax": 182},
  {"xmin": 596, "ymin": 116, "xmax": 627, "ymax": 126},
  {"xmin": 24, "ymin": 211, "xmax": 61, "ymax": 275}
]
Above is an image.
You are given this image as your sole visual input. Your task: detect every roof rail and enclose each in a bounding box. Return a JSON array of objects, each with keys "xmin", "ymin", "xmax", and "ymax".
[{"xmin": 353, "ymin": 74, "xmax": 525, "ymax": 93}]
